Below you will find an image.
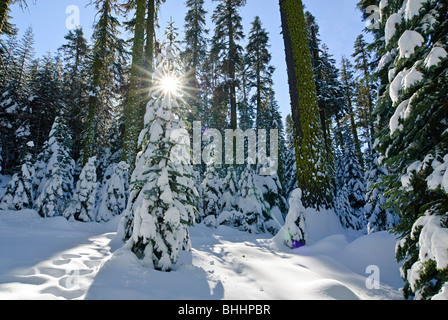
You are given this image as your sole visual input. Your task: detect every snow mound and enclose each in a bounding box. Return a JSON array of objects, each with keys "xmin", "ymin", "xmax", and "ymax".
[
  {"xmin": 301, "ymin": 209, "xmax": 345, "ymax": 244},
  {"xmin": 304, "ymin": 279, "xmax": 360, "ymax": 300},
  {"xmin": 276, "ymin": 188, "xmax": 345, "ymax": 248},
  {"xmin": 86, "ymin": 246, "xmax": 218, "ymax": 300}
]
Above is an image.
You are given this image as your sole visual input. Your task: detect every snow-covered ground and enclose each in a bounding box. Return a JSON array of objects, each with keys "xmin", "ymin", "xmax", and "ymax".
[{"xmin": 0, "ymin": 207, "xmax": 404, "ymax": 300}]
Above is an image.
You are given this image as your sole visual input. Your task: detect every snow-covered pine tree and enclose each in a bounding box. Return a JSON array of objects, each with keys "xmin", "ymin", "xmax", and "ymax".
[
  {"xmin": 374, "ymin": 0, "xmax": 448, "ymax": 300},
  {"xmin": 218, "ymin": 165, "xmax": 245, "ymax": 228},
  {"xmin": 27, "ymin": 54, "xmax": 64, "ymax": 157},
  {"xmin": 35, "ymin": 116, "xmax": 75, "ymax": 218},
  {"xmin": 64, "ymin": 157, "xmax": 99, "ymax": 222},
  {"xmin": 364, "ymin": 148, "xmax": 399, "ymax": 234},
  {"xmin": 253, "ymin": 169, "xmax": 286, "ymax": 235},
  {"xmin": 334, "ymin": 137, "xmax": 365, "ymax": 231},
  {"xmin": 334, "ymin": 177, "xmax": 354, "ymax": 232},
  {"xmin": 201, "ymin": 163, "xmax": 223, "ymax": 228},
  {"xmin": 120, "ymin": 31, "xmax": 198, "ymax": 271},
  {"xmin": 257, "ymin": 99, "xmax": 288, "ymax": 219},
  {"xmin": 0, "ymin": 26, "xmax": 34, "ymax": 172},
  {"xmin": 237, "ymin": 164, "xmax": 273, "ymax": 234},
  {"xmin": 220, "ymin": 166, "xmax": 239, "ymax": 213},
  {"xmin": 95, "ymin": 161, "xmax": 129, "ymax": 222},
  {"xmin": 279, "ymin": 188, "xmax": 307, "ymax": 248},
  {"xmin": 0, "ymin": 160, "xmax": 34, "ymax": 211},
  {"xmin": 340, "ymin": 137, "xmax": 367, "ymax": 231}
]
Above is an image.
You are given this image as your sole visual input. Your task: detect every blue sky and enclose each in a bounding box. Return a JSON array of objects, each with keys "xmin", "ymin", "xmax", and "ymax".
[{"xmin": 9, "ymin": 0, "xmax": 369, "ymax": 122}]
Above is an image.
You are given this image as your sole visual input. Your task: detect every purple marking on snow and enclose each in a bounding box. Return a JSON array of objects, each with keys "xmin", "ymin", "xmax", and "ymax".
[{"xmin": 292, "ymin": 240, "xmax": 305, "ymax": 249}]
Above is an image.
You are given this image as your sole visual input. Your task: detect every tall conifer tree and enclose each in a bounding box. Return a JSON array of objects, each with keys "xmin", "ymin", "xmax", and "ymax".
[
  {"xmin": 83, "ymin": 0, "xmax": 127, "ymax": 165},
  {"xmin": 372, "ymin": 0, "xmax": 448, "ymax": 299},
  {"xmin": 183, "ymin": 0, "xmax": 208, "ymax": 124},
  {"xmin": 59, "ymin": 28, "xmax": 90, "ymax": 162},
  {"xmin": 279, "ymin": 0, "xmax": 333, "ymax": 210},
  {"xmin": 122, "ymin": 0, "xmax": 147, "ymax": 168},
  {"xmin": 211, "ymin": 0, "xmax": 246, "ymax": 131}
]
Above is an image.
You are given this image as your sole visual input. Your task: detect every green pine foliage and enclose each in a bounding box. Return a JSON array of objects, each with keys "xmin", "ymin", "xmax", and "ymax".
[
  {"xmin": 34, "ymin": 116, "xmax": 75, "ymax": 218},
  {"xmin": 246, "ymin": 16, "xmax": 273, "ymax": 124},
  {"xmin": 211, "ymin": 0, "xmax": 246, "ymax": 131},
  {"xmin": 339, "ymin": 56, "xmax": 363, "ymax": 165},
  {"xmin": 28, "ymin": 54, "xmax": 65, "ymax": 157},
  {"xmin": 0, "ymin": 26, "xmax": 35, "ymax": 172},
  {"xmin": 58, "ymin": 28, "xmax": 90, "ymax": 162},
  {"xmin": 183, "ymin": 0, "xmax": 208, "ymax": 124},
  {"xmin": 201, "ymin": 164, "xmax": 223, "ymax": 228},
  {"xmin": 353, "ymin": 34, "xmax": 376, "ymax": 153},
  {"xmin": 373, "ymin": 0, "xmax": 448, "ymax": 300},
  {"xmin": 63, "ymin": 156, "xmax": 99, "ymax": 222},
  {"xmin": 83, "ymin": 0, "xmax": 127, "ymax": 165},
  {"xmin": 0, "ymin": 162, "xmax": 34, "ymax": 210}
]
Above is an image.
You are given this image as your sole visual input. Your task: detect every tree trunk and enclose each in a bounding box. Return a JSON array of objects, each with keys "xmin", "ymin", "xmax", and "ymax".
[
  {"xmin": 228, "ymin": 3, "xmax": 237, "ymax": 131},
  {"xmin": 279, "ymin": 1, "xmax": 302, "ymax": 143},
  {"xmin": 0, "ymin": 0, "xmax": 12, "ymax": 34},
  {"xmin": 278, "ymin": 0, "xmax": 333, "ymax": 210},
  {"xmin": 122, "ymin": 0, "xmax": 147, "ymax": 168}
]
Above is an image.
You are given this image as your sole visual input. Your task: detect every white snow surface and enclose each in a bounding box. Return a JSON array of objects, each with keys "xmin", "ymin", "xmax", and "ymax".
[{"xmin": 0, "ymin": 207, "xmax": 404, "ymax": 300}]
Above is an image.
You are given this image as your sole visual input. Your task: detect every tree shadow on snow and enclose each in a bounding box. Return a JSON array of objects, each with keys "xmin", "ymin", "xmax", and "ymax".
[{"xmin": 85, "ymin": 245, "xmax": 224, "ymax": 300}]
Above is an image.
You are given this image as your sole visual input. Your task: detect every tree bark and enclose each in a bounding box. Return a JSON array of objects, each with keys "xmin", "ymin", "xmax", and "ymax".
[{"xmin": 122, "ymin": 0, "xmax": 147, "ymax": 168}]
